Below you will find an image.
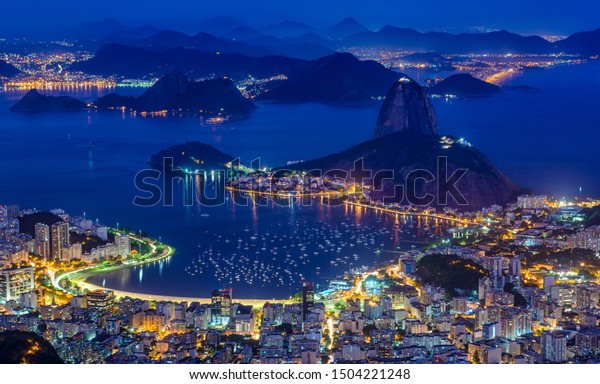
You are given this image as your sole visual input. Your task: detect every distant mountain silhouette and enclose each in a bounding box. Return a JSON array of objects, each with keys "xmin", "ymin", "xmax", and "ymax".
[
  {"xmin": 62, "ymin": 18, "xmax": 129, "ymax": 40},
  {"xmin": 263, "ymin": 20, "xmax": 316, "ymax": 38},
  {"xmin": 71, "ymin": 44, "xmax": 163, "ymax": 77},
  {"xmin": 557, "ymin": 28, "xmax": 600, "ymax": 55},
  {"xmin": 222, "ymin": 26, "xmax": 264, "ymax": 41},
  {"xmin": 10, "ymin": 90, "xmax": 86, "ymax": 112},
  {"xmin": 55, "ymin": 18, "xmax": 600, "ymax": 57},
  {"xmin": 95, "ymin": 72, "xmax": 256, "ymax": 119},
  {"xmin": 195, "ymin": 15, "xmax": 248, "ymax": 37},
  {"xmin": 0, "ymin": 60, "xmax": 20, "ymax": 77},
  {"xmin": 323, "ymin": 17, "xmax": 369, "ymax": 39},
  {"xmin": 343, "ymin": 27, "xmax": 555, "ymax": 54},
  {"xmin": 428, "ymin": 74, "xmax": 502, "ymax": 97},
  {"xmin": 118, "ymin": 24, "xmax": 161, "ymax": 39},
  {"xmin": 72, "ymin": 43, "xmax": 297, "ymax": 78},
  {"xmin": 130, "ymin": 30, "xmax": 272, "ymax": 56},
  {"xmin": 246, "ymin": 33, "xmax": 334, "ymax": 59},
  {"xmin": 256, "ymin": 52, "xmax": 402, "ymax": 106},
  {"xmin": 76, "ymin": 48, "xmax": 399, "ymax": 105},
  {"xmin": 134, "ymin": 29, "xmax": 194, "ymax": 49}
]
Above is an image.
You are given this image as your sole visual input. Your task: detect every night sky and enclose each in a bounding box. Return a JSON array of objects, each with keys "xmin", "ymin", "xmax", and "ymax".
[{"xmin": 1, "ymin": 0, "xmax": 598, "ymax": 36}]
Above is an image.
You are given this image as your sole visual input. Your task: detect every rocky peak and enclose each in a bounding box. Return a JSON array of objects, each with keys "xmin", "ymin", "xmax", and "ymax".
[
  {"xmin": 136, "ymin": 71, "xmax": 192, "ymax": 112},
  {"xmin": 148, "ymin": 71, "xmax": 191, "ymax": 97},
  {"xmin": 374, "ymin": 77, "xmax": 438, "ymax": 139}
]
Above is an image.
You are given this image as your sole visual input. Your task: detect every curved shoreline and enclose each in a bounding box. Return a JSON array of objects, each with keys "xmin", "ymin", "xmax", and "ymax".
[
  {"xmin": 52, "ymin": 204, "xmax": 469, "ymax": 306},
  {"xmin": 52, "ymin": 235, "xmax": 284, "ymax": 307},
  {"xmin": 74, "ymin": 279, "xmax": 283, "ymax": 307}
]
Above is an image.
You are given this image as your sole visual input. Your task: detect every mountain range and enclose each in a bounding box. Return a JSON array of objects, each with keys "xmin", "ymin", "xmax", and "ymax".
[
  {"xmin": 342, "ymin": 27, "xmax": 555, "ymax": 54},
  {"xmin": 47, "ymin": 15, "xmax": 600, "ymax": 66},
  {"xmin": 74, "ymin": 50, "xmax": 402, "ymax": 106},
  {"xmin": 555, "ymin": 28, "xmax": 600, "ymax": 56}
]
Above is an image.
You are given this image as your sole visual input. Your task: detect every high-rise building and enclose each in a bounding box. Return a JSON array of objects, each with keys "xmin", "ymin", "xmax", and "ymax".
[
  {"xmin": 543, "ymin": 275, "xmax": 555, "ymax": 293},
  {"xmin": 211, "ymin": 288, "xmax": 232, "ymax": 325},
  {"xmin": 96, "ymin": 226, "xmax": 108, "ymax": 241},
  {"xmin": 302, "ymin": 282, "xmax": 315, "ymax": 320},
  {"xmin": 567, "ymin": 226, "xmax": 600, "ymax": 252},
  {"xmin": 114, "ymin": 233, "xmax": 131, "ymax": 256},
  {"xmin": 509, "ymin": 256, "xmax": 522, "ymax": 287},
  {"xmin": 0, "ymin": 266, "xmax": 35, "ymax": 301},
  {"xmin": 6, "ymin": 204, "xmax": 20, "ymax": 219},
  {"xmin": 86, "ymin": 289, "xmax": 115, "ymax": 318},
  {"xmin": 517, "ymin": 195, "xmax": 548, "ymax": 210},
  {"xmin": 488, "ymin": 256, "xmax": 505, "ymax": 289},
  {"xmin": 541, "ymin": 331, "xmax": 567, "ymax": 363},
  {"xmin": 263, "ymin": 302, "xmax": 284, "ymax": 326},
  {"xmin": 62, "ymin": 243, "xmax": 82, "ymax": 261},
  {"xmin": 0, "ymin": 206, "xmax": 7, "ymax": 230},
  {"xmin": 34, "ymin": 223, "xmax": 50, "ymax": 259},
  {"xmin": 50, "ymin": 221, "xmax": 70, "ymax": 261},
  {"xmin": 478, "ymin": 277, "xmax": 491, "ymax": 301},
  {"xmin": 452, "ymin": 297, "xmax": 469, "ymax": 314}
]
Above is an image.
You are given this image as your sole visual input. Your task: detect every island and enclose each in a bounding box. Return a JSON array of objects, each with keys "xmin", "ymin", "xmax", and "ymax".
[
  {"xmin": 9, "ymin": 73, "xmax": 257, "ymax": 121},
  {"xmin": 9, "ymin": 89, "xmax": 87, "ymax": 112},
  {"xmin": 95, "ymin": 72, "xmax": 256, "ymax": 120},
  {"xmin": 150, "ymin": 141, "xmax": 236, "ymax": 170},
  {"xmin": 428, "ymin": 73, "xmax": 502, "ymax": 97}
]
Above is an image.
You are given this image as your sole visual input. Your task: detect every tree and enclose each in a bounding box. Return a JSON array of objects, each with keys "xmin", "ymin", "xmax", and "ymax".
[
  {"xmin": 472, "ymin": 350, "xmax": 481, "ymax": 364},
  {"xmin": 334, "ymin": 301, "xmax": 346, "ymax": 311},
  {"xmin": 503, "ymin": 282, "xmax": 527, "ymax": 307},
  {"xmin": 416, "ymin": 254, "xmax": 487, "ymax": 296},
  {"xmin": 363, "ymin": 324, "xmax": 377, "ymax": 337},
  {"xmin": 275, "ymin": 323, "xmax": 293, "ymax": 336},
  {"xmin": 0, "ymin": 331, "xmax": 63, "ymax": 364}
]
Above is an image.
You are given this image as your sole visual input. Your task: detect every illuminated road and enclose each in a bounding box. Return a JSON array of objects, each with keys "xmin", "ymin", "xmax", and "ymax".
[
  {"xmin": 485, "ymin": 68, "xmax": 518, "ymax": 84},
  {"xmin": 73, "ymin": 280, "xmax": 282, "ymax": 308},
  {"xmin": 226, "ymin": 186, "xmax": 344, "ymax": 198},
  {"xmin": 228, "ymin": 186, "xmax": 483, "ymax": 227},
  {"xmin": 51, "ymin": 235, "xmax": 172, "ymax": 295},
  {"xmin": 343, "ymin": 201, "xmax": 483, "ymax": 227},
  {"xmin": 49, "ymin": 234, "xmax": 283, "ymax": 308}
]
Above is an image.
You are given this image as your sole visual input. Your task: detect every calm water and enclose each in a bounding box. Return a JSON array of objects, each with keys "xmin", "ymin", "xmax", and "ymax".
[
  {"xmin": 1, "ymin": 62, "xmax": 598, "ymax": 298},
  {"xmin": 432, "ymin": 62, "xmax": 600, "ymax": 197}
]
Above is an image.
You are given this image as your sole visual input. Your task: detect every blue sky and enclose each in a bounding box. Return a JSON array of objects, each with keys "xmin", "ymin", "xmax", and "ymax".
[{"xmin": 2, "ymin": 0, "xmax": 598, "ymax": 35}]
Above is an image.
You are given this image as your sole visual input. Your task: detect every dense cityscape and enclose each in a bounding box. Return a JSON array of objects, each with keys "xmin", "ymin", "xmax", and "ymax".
[{"xmin": 1, "ymin": 191, "xmax": 600, "ymax": 363}]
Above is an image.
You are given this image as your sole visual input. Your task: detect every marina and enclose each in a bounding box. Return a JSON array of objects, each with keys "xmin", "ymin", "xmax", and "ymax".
[{"xmin": 183, "ymin": 202, "xmax": 455, "ymax": 292}]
